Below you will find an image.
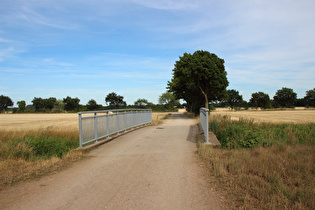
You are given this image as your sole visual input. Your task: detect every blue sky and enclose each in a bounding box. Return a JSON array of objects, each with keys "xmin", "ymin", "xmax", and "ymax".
[{"xmin": 1, "ymin": 0, "xmax": 315, "ymax": 106}]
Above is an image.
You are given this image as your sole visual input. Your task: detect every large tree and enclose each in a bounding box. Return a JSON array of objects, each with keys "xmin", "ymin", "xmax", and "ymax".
[
  {"xmin": 249, "ymin": 92, "xmax": 271, "ymax": 109},
  {"xmin": 32, "ymin": 97, "xmax": 44, "ymax": 112},
  {"xmin": 159, "ymin": 92, "xmax": 178, "ymax": 110},
  {"xmin": 304, "ymin": 88, "xmax": 315, "ymax": 107},
  {"xmin": 105, "ymin": 92, "xmax": 126, "ymax": 109},
  {"xmin": 134, "ymin": 98, "xmax": 152, "ymax": 108},
  {"xmin": 226, "ymin": 89, "xmax": 243, "ymax": 109},
  {"xmin": 17, "ymin": 100, "xmax": 26, "ymax": 112},
  {"xmin": 63, "ymin": 96, "xmax": 80, "ymax": 111},
  {"xmin": 86, "ymin": 99, "xmax": 99, "ymax": 111},
  {"xmin": 43, "ymin": 97, "xmax": 57, "ymax": 112},
  {"xmin": 273, "ymin": 87, "xmax": 297, "ymax": 108},
  {"xmin": 168, "ymin": 50, "xmax": 228, "ymax": 113},
  {"xmin": 0, "ymin": 95, "xmax": 14, "ymax": 112}
]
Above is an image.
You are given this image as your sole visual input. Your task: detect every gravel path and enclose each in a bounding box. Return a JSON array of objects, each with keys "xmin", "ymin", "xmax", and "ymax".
[{"xmin": 0, "ymin": 113, "xmax": 223, "ymax": 209}]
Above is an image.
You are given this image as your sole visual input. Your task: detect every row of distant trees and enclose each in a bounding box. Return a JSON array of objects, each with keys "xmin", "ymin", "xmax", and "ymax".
[
  {"xmin": 1, "ymin": 87, "xmax": 314, "ymax": 113},
  {"xmin": 220, "ymin": 87, "xmax": 315, "ymax": 110},
  {"xmin": 0, "ymin": 92, "xmax": 180, "ymax": 113}
]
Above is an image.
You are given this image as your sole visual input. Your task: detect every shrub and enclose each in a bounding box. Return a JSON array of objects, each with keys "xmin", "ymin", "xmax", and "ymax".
[
  {"xmin": 210, "ymin": 115, "xmax": 315, "ymax": 149},
  {"xmin": 216, "ymin": 124, "xmax": 259, "ymax": 149},
  {"xmin": 25, "ymin": 136, "xmax": 70, "ymax": 158}
]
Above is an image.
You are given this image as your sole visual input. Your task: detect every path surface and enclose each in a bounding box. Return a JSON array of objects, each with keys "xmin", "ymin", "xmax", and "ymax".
[{"xmin": 0, "ymin": 113, "xmax": 223, "ymax": 209}]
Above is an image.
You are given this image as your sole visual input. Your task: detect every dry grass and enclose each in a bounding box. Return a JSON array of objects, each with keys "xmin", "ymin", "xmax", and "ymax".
[
  {"xmin": 0, "ymin": 113, "xmax": 82, "ymax": 188},
  {"xmin": 197, "ymin": 145, "xmax": 315, "ymax": 209},
  {"xmin": 0, "ymin": 149, "xmax": 86, "ymax": 190},
  {"xmin": 211, "ymin": 108, "xmax": 315, "ymax": 124},
  {"xmin": 151, "ymin": 112, "xmax": 171, "ymax": 125},
  {"xmin": 197, "ymin": 111, "xmax": 315, "ymax": 209}
]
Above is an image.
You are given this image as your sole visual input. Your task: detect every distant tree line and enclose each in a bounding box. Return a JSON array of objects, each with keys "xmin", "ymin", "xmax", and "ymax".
[
  {"xmin": 1, "ymin": 88, "xmax": 315, "ymax": 113},
  {"xmin": 0, "ymin": 91, "xmax": 182, "ymax": 113},
  {"xmin": 1, "ymin": 87, "xmax": 314, "ymax": 114},
  {"xmin": 211, "ymin": 87, "xmax": 315, "ymax": 110}
]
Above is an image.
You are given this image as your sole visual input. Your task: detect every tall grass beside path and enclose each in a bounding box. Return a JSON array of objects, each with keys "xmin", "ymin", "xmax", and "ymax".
[
  {"xmin": 209, "ymin": 115, "xmax": 314, "ymax": 149},
  {"xmin": 196, "ymin": 114, "xmax": 315, "ymax": 209},
  {"xmin": 197, "ymin": 144, "xmax": 314, "ymax": 209},
  {"xmin": 0, "ymin": 127, "xmax": 86, "ymax": 189}
]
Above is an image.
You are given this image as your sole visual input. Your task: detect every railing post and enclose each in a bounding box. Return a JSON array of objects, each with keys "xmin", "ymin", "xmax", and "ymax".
[
  {"xmin": 106, "ymin": 111, "xmax": 109, "ymax": 138},
  {"xmin": 79, "ymin": 113, "xmax": 83, "ymax": 148},
  {"xmin": 200, "ymin": 108, "xmax": 210, "ymax": 144},
  {"xmin": 94, "ymin": 112, "xmax": 98, "ymax": 142},
  {"xmin": 116, "ymin": 111, "xmax": 119, "ymax": 134},
  {"xmin": 205, "ymin": 109, "xmax": 209, "ymax": 144},
  {"xmin": 124, "ymin": 110, "xmax": 127, "ymax": 131}
]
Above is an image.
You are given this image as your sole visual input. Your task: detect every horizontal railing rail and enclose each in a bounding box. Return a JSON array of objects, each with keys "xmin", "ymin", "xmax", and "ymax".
[
  {"xmin": 78, "ymin": 109, "xmax": 152, "ymax": 147},
  {"xmin": 200, "ymin": 107, "xmax": 210, "ymax": 144}
]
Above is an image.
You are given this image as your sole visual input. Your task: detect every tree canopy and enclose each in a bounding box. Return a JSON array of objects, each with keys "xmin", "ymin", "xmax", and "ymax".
[
  {"xmin": 273, "ymin": 87, "xmax": 297, "ymax": 108},
  {"xmin": 86, "ymin": 99, "xmax": 99, "ymax": 111},
  {"xmin": 63, "ymin": 96, "xmax": 80, "ymax": 111},
  {"xmin": 17, "ymin": 100, "xmax": 26, "ymax": 112},
  {"xmin": 32, "ymin": 97, "xmax": 44, "ymax": 112},
  {"xmin": 44, "ymin": 97, "xmax": 57, "ymax": 112},
  {"xmin": 158, "ymin": 92, "xmax": 178, "ymax": 110},
  {"xmin": 134, "ymin": 98, "xmax": 152, "ymax": 108},
  {"xmin": 304, "ymin": 88, "xmax": 315, "ymax": 107},
  {"xmin": 226, "ymin": 89, "xmax": 244, "ymax": 109},
  {"xmin": 105, "ymin": 92, "xmax": 126, "ymax": 109},
  {"xmin": 249, "ymin": 92, "xmax": 271, "ymax": 109},
  {"xmin": 168, "ymin": 50, "xmax": 228, "ymax": 113},
  {"xmin": 0, "ymin": 95, "xmax": 13, "ymax": 112}
]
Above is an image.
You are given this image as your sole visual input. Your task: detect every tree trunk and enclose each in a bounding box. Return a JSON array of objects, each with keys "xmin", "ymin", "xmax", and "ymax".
[
  {"xmin": 204, "ymin": 94, "xmax": 209, "ymax": 109},
  {"xmin": 198, "ymin": 84, "xmax": 209, "ymax": 109}
]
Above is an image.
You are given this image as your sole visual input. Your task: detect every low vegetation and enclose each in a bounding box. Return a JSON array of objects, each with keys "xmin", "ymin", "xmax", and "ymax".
[
  {"xmin": 0, "ymin": 127, "xmax": 85, "ymax": 189},
  {"xmin": 197, "ymin": 114, "xmax": 315, "ymax": 209},
  {"xmin": 151, "ymin": 112, "xmax": 171, "ymax": 125}
]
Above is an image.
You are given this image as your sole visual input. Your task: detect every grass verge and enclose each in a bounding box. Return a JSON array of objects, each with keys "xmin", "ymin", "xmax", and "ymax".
[
  {"xmin": 197, "ymin": 115, "xmax": 315, "ymax": 209},
  {"xmin": 0, "ymin": 127, "xmax": 87, "ymax": 189}
]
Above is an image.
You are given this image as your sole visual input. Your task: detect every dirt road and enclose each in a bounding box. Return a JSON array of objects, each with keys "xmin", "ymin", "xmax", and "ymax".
[{"xmin": 0, "ymin": 113, "xmax": 223, "ymax": 209}]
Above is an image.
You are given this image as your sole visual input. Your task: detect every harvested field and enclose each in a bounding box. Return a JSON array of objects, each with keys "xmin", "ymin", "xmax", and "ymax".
[
  {"xmin": 0, "ymin": 112, "xmax": 169, "ymax": 132},
  {"xmin": 0, "ymin": 113, "xmax": 78, "ymax": 131},
  {"xmin": 211, "ymin": 108, "xmax": 315, "ymax": 124}
]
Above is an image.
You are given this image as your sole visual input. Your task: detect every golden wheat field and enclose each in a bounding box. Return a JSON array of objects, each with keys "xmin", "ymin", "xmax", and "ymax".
[
  {"xmin": 0, "ymin": 112, "xmax": 171, "ymax": 132},
  {"xmin": 0, "ymin": 113, "xmax": 79, "ymax": 131},
  {"xmin": 211, "ymin": 108, "xmax": 315, "ymax": 124}
]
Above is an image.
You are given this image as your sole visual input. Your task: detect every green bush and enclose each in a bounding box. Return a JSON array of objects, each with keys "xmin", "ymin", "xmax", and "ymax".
[
  {"xmin": 211, "ymin": 116, "xmax": 315, "ymax": 149},
  {"xmin": 3, "ymin": 140, "xmax": 35, "ymax": 160},
  {"xmin": 216, "ymin": 123, "xmax": 260, "ymax": 149},
  {"xmin": 25, "ymin": 136, "xmax": 70, "ymax": 158},
  {"xmin": 209, "ymin": 119, "xmax": 220, "ymax": 133}
]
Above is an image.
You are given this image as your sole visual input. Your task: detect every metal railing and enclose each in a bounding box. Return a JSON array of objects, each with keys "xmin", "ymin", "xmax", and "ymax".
[
  {"xmin": 200, "ymin": 107, "xmax": 210, "ymax": 144},
  {"xmin": 78, "ymin": 109, "xmax": 152, "ymax": 147}
]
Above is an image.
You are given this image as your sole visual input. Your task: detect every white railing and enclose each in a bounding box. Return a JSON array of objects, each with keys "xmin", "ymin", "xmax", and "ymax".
[
  {"xmin": 78, "ymin": 109, "xmax": 152, "ymax": 147},
  {"xmin": 200, "ymin": 107, "xmax": 210, "ymax": 144}
]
